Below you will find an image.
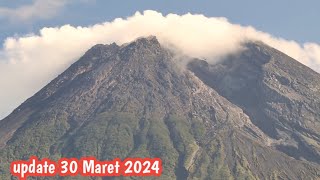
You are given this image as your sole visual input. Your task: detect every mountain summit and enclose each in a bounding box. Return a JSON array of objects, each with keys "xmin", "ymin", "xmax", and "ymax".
[{"xmin": 0, "ymin": 37, "xmax": 320, "ymax": 179}]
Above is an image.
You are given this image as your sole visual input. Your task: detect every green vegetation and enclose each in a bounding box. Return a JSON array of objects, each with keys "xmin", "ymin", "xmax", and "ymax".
[{"xmin": 1, "ymin": 110, "xmax": 318, "ymax": 179}]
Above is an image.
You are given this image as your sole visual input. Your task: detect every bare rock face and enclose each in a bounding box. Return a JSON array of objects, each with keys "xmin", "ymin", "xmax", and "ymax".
[
  {"xmin": 188, "ymin": 41, "xmax": 320, "ymax": 166},
  {"xmin": 0, "ymin": 37, "xmax": 320, "ymax": 179}
]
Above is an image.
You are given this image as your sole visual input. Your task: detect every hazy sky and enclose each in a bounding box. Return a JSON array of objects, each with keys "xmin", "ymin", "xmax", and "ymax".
[{"xmin": 0, "ymin": 0, "xmax": 319, "ymax": 120}]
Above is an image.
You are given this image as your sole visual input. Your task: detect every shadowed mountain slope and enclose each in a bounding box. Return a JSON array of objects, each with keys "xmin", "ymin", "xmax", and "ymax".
[{"xmin": 188, "ymin": 41, "xmax": 320, "ymax": 165}]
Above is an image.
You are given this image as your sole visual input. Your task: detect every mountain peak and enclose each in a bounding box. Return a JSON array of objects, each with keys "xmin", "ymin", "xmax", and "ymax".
[
  {"xmin": 136, "ymin": 35, "xmax": 159, "ymax": 43},
  {"xmin": 120, "ymin": 35, "xmax": 160, "ymax": 49}
]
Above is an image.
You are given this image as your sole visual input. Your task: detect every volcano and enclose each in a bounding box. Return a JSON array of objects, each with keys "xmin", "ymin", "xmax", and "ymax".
[{"xmin": 0, "ymin": 36, "xmax": 319, "ymax": 179}]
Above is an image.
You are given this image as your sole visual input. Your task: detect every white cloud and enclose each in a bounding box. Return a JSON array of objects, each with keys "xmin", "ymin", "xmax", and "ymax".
[
  {"xmin": 0, "ymin": 0, "xmax": 69, "ymax": 21},
  {"xmin": 1, "ymin": 10, "xmax": 320, "ymax": 119}
]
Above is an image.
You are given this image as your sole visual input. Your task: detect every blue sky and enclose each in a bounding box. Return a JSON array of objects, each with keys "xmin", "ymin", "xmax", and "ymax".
[{"xmin": 0, "ymin": 0, "xmax": 319, "ymax": 44}]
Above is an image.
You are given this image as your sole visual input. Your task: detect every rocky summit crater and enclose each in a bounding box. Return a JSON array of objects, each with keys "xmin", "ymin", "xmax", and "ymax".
[{"xmin": 0, "ymin": 36, "xmax": 320, "ymax": 179}]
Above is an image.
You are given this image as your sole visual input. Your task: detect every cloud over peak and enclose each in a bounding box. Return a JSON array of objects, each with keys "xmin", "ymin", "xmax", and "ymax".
[{"xmin": 0, "ymin": 10, "xmax": 320, "ymax": 119}]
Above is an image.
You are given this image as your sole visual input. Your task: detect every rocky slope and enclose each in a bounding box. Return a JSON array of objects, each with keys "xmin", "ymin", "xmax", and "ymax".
[
  {"xmin": 188, "ymin": 41, "xmax": 320, "ymax": 164},
  {"xmin": 0, "ymin": 37, "xmax": 319, "ymax": 179}
]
